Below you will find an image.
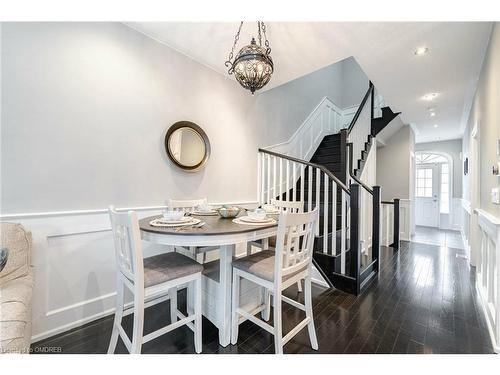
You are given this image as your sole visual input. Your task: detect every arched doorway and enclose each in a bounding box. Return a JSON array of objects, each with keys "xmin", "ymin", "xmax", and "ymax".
[{"xmin": 415, "ymin": 151, "xmax": 453, "ymax": 228}]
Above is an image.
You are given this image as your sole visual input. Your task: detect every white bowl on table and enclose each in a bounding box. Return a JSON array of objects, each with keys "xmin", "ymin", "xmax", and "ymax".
[
  {"xmin": 262, "ymin": 204, "xmax": 280, "ymax": 214},
  {"xmin": 162, "ymin": 210, "xmax": 185, "ymax": 221},
  {"xmin": 247, "ymin": 209, "xmax": 267, "ymax": 221},
  {"xmin": 196, "ymin": 203, "xmax": 213, "ymax": 213}
]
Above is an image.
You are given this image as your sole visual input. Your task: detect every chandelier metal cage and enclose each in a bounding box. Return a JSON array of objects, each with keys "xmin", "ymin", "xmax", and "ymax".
[{"xmin": 225, "ymin": 21, "xmax": 274, "ymax": 94}]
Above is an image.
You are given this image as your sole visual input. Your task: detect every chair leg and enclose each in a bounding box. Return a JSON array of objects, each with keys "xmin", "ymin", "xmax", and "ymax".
[
  {"xmin": 169, "ymin": 287, "xmax": 177, "ymax": 323},
  {"xmin": 261, "ymin": 288, "xmax": 271, "ymax": 321},
  {"xmin": 189, "ymin": 246, "xmax": 197, "ymax": 260},
  {"xmin": 273, "ymin": 289, "xmax": 283, "ymax": 354},
  {"xmin": 246, "ymin": 242, "xmax": 252, "ymax": 256},
  {"xmin": 107, "ymin": 279, "xmax": 124, "ymax": 354},
  {"xmin": 230, "ymin": 271, "xmax": 240, "ymax": 345},
  {"xmin": 194, "ymin": 277, "xmax": 202, "ymax": 354},
  {"xmin": 186, "ymin": 279, "xmax": 194, "ymax": 315},
  {"xmin": 297, "ymin": 280, "xmax": 303, "ymax": 293},
  {"xmin": 304, "ymin": 277, "xmax": 318, "ymax": 350},
  {"xmin": 262, "ymin": 238, "xmax": 269, "ymax": 250},
  {"xmin": 130, "ymin": 290, "xmax": 145, "ymax": 354}
]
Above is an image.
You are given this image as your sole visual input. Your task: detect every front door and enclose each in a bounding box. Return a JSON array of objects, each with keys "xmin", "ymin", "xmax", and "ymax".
[{"xmin": 415, "ymin": 164, "xmax": 439, "ymax": 227}]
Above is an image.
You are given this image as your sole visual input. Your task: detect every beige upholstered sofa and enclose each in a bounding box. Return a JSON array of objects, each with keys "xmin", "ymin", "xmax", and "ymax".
[{"xmin": 0, "ymin": 223, "xmax": 34, "ymax": 354}]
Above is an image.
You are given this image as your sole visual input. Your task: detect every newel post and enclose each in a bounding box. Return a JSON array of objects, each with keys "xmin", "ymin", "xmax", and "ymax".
[
  {"xmin": 340, "ymin": 128, "xmax": 348, "ymax": 184},
  {"xmin": 372, "ymin": 186, "xmax": 381, "ymax": 273},
  {"xmin": 350, "ymin": 183, "xmax": 361, "ymax": 294},
  {"xmin": 393, "ymin": 198, "xmax": 400, "ymax": 251}
]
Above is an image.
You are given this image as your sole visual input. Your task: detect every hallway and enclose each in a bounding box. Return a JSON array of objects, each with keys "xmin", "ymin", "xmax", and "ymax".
[
  {"xmin": 412, "ymin": 225, "xmax": 464, "ymax": 250},
  {"xmin": 31, "ymin": 240, "xmax": 494, "ymax": 354}
]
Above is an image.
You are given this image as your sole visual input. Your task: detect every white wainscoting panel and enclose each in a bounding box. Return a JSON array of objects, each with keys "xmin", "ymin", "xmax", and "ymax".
[
  {"xmin": 438, "ymin": 197, "xmax": 464, "ymax": 231},
  {"xmin": 474, "ymin": 209, "xmax": 500, "ymax": 353},
  {"xmin": 1, "ymin": 202, "xmax": 258, "ymax": 342},
  {"xmin": 381, "ymin": 199, "xmax": 411, "ymax": 243},
  {"xmin": 461, "ymin": 199, "xmax": 472, "ymax": 260},
  {"xmin": 358, "ymin": 140, "xmax": 377, "ymax": 253},
  {"xmin": 399, "ymin": 199, "xmax": 411, "ymax": 241},
  {"xmin": 381, "ymin": 204, "xmax": 394, "ymax": 247},
  {"xmin": 262, "ymin": 96, "xmax": 355, "ymax": 160}
]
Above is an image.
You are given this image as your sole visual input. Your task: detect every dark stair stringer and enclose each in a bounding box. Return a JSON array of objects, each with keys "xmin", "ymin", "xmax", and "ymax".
[{"xmin": 371, "ymin": 106, "xmax": 401, "ymax": 137}]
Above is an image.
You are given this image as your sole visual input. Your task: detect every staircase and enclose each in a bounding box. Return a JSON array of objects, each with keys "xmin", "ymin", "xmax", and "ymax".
[{"xmin": 258, "ymin": 82, "xmax": 401, "ymax": 295}]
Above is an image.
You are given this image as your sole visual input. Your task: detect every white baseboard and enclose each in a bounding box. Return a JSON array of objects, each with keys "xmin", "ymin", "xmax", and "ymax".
[{"xmin": 476, "ymin": 282, "xmax": 500, "ymax": 354}]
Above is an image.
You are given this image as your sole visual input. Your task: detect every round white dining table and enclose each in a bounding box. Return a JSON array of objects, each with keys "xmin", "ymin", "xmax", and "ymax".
[{"xmin": 139, "ymin": 212, "xmax": 277, "ymax": 347}]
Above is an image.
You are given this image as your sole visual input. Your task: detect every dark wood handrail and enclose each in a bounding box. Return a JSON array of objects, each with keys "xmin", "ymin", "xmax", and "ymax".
[
  {"xmin": 381, "ymin": 201, "xmax": 395, "ymax": 205},
  {"xmin": 347, "ymin": 81, "xmax": 374, "ymax": 134},
  {"xmin": 258, "ymin": 148, "xmax": 350, "ymax": 194}
]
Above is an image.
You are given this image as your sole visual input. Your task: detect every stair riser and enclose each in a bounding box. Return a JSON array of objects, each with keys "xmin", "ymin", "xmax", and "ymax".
[
  {"xmin": 314, "ymin": 146, "xmax": 341, "ymax": 156},
  {"xmin": 311, "ymin": 154, "xmax": 341, "ymax": 164}
]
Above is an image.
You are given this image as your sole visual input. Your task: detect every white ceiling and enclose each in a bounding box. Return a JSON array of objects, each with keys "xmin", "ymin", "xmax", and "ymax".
[{"xmin": 126, "ymin": 22, "xmax": 493, "ymax": 143}]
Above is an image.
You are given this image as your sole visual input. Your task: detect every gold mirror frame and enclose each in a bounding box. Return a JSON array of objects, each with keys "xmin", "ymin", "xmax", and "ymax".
[{"xmin": 164, "ymin": 121, "xmax": 211, "ymax": 172}]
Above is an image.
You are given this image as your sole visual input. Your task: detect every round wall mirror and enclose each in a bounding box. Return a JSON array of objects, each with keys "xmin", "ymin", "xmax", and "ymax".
[{"xmin": 165, "ymin": 121, "xmax": 211, "ymax": 172}]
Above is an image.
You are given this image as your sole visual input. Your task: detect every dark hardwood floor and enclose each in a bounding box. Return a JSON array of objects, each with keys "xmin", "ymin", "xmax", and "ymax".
[{"xmin": 31, "ymin": 241, "xmax": 495, "ymax": 354}]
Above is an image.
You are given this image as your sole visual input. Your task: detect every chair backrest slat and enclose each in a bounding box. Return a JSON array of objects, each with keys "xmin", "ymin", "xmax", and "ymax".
[
  {"xmin": 274, "ymin": 208, "xmax": 319, "ymax": 281},
  {"xmin": 168, "ymin": 198, "xmax": 208, "ymax": 212},
  {"xmin": 109, "ymin": 206, "xmax": 143, "ymax": 284},
  {"xmin": 270, "ymin": 199, "xmax": 303, "ymax": 213}
]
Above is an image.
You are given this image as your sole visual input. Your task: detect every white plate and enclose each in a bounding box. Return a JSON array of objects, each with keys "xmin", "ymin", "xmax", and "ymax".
[
  {"xmin": 232, "ymin": 218, "xmax": 277, "ymax": 226},
  {"xmin": 149, "ymin": 217, "xmax": 201, "ymax": 227},
  {"xmin": 239, "ymin": 216, "xmax": 273, "ymax": 223},
  {"xmin": 191, "ymin": 210, "xmax": 218, "ymax": 216},
  {"xmin": 157, "ymin": 216, "xmax": 191, "ymax": 224}
]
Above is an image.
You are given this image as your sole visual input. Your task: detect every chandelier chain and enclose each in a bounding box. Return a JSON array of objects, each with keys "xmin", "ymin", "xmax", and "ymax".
[
  {"xmin": 258, "ymin": 21, "xmax": 262, "ymax": 46},
  {"xmin": 225, "ymin": 21, "xmax": 243, "ymax": 69},
  {"xmin": 261, "ymin": 21, "xmax": 271, "ymax": 53}
]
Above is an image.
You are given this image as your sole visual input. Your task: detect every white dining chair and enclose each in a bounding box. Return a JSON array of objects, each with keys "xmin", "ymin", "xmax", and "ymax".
[
  {"xmin": 247, "ymin": 199, "xmax": 305, "ymax": 293},
  {"xmin": 247, "ymin": 199, "xmax": 304, "ymax": 252},
  {"xmin": 167, "ymin": 198, "xmax": 219, "ymax": 263},
  {"xmin": 107, "ymin": 206, "xmax": 203, "ymax": 354},
  {"xmin": 231, "ymin": 208, "xmax": 319, "ymax": 354}
]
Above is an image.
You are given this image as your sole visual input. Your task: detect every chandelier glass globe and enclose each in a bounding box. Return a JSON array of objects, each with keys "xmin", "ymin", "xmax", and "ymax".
[
  {"xmin": 225, "ymin": 22, "xmax": 274, "ymax": 95},
  {"xmin": 231, "ymin": 38, "xmax": 274, "ymax": 94}
]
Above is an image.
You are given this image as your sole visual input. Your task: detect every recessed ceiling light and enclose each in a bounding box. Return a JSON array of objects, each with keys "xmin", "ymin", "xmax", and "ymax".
[
  {"xmin": 430, "ymin": 112, "xmax": 436, "ymax": 117},
  {"xmin": 414, "ymin": 47, "xmax": 429, "ymax": 56},
  {"xmin": 433, "ymin": 124, "xmax": 438, "ymax": 128},
  {"xmin": 422, "ymin": 93, "xmax": 439, "ymax": 101}
]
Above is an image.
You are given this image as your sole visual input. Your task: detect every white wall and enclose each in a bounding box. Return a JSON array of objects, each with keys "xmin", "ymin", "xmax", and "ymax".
[
  {"xmin": 1, "ymin": 24, "xmax": 372, "ymax": 215},
  {"xmin": 251, "ymin": 57, "xmax": 368, "ymax": 147},
  {"xmin": 376, "ymin": 125, "xmax": 415, "ymax": 201},
  {"xmin": 341, "ymin": 57, "xmax": 370, "ymax": 108},
  {"xmin": 1, "ymin": 22, "xmax": 259, "ymax": 214},
  {"xmin": 462, "ymin": 24, "xmax": 500, "ymax": 219},
  {"xmin": 460, "ymin": 23, "xmax": 500, "ymax": 353}
]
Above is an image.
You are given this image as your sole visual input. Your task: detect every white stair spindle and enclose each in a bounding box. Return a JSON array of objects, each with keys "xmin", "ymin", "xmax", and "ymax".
[
  {"xmin": 315, "ymin": 168, "xmax": 321, "ymax": 236},
  {"xmin": 286, "ymin": 160, "xmax": 290, "ymax": 202},
  {"xmin": 293, "ymin": 162, "xmax": 297, "ymax": 201},
  {"xmin": 279, "ymin": 157, "xmax": 283, "ymax": 201},
  {"xmin": 323, "ymin": 174, "xmax": 329, "ymax": 254},
  {"xmin": 307, "ymin": 166, "xmax": 313, "ymax": 212},
  {"xmin": 259, "ymin": 153, "xmax": 265, "ymax": 205},
  {"xmin": 300, "ymin": 164, "xmax": 305, "ymax": 208},
  {"xmin": 332, "ymin": 183, "xmax": 337, "ymax": 256},
  {"xmin": 266, "ymin": 155, "xmax": 271, "ymax": 203},
  {"xmin": 341, "ymin": 191, "xmax": 346, "ymax": 275},
  {"xmin": 273, "ymin": 155, "xmax": 277, "ymax": 202}
]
